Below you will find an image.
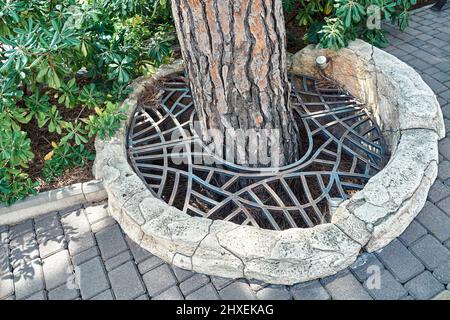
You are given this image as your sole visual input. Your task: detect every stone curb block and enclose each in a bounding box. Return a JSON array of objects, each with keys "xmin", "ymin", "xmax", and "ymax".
[
  {"xmin": 94, "ymin": 39, "xmax": 445, "ymax": 285},
  {"xmin": 0, "ymin": 180, "xmax": 107, "ymax": 226}
]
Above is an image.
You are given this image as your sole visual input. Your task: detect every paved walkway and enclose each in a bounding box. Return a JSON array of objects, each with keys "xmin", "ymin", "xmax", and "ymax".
[{"xmin": 1, "ymin": 6, "xmax": 450, "ymax": 300}]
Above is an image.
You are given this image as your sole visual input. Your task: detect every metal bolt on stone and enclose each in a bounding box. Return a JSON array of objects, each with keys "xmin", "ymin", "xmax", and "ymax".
[
  {"xmin": 316, "ymin": 56, "xmax": 329, "ymax": 70},
  {"xmin": 328, "ymin": 197, "xmax": 344, "ymax": 217}
]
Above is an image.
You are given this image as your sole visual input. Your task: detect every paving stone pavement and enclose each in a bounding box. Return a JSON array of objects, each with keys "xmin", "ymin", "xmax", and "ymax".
[{"xmin": 1, "ymin": 6, "xmax": 450, "ymax": 301}]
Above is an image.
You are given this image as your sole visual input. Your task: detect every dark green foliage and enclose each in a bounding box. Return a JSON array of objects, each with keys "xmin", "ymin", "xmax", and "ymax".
[
  {"xmin": 283, "ymin": 0, "xmax": 417, "ymax": 49},
  {"xmin": 42, "ymin": 143, "xmax": 95, "ymax": 183},
  {"xmin": 0, "ymin": 0, "xmax": 175, "ymax": 204}
]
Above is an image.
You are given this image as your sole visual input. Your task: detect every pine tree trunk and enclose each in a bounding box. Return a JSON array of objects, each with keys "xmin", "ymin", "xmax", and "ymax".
[{"xmin": 171, "ymin": 0, "xmax": 300, "ymax": 167}]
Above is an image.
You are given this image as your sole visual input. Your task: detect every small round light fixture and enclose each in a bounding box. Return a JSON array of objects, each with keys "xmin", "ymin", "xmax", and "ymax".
[{"xmin": 316, "ymin": 55, "xmax": 329, "ymax": 70}]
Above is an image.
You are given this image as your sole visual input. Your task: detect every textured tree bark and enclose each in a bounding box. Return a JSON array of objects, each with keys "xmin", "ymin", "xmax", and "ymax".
[{"xmin": 171, "ymin": 0, "xmax": 300, "ymax": 167}]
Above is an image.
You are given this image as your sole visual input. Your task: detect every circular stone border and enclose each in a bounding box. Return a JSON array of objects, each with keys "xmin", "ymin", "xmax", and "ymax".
[{"xmin": 93, "ymin": 39, "xmax": 445, "ymax": 285}]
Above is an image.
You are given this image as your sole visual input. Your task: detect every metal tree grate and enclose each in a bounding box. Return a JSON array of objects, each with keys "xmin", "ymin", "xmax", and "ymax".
[{"xmin": 127, "ymin": 73, "xmax": 386, "ymax": 230}]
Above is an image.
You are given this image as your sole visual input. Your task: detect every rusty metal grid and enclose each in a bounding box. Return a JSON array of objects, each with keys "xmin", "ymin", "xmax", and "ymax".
[{"xmin": 127, "ymin": 73, "xmax": 386, "ymax": 230}]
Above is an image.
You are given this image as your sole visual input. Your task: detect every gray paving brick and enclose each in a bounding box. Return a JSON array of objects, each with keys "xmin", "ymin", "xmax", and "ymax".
[
  {"xmin": 67, "ymin": 232, "xmax": 96, "ymax": 256},
  {"xmin": 399, "ymin": 54, "xmax": 416, "ymax": 64},
  {"xmin": 152, "ymin": 286, "xmax": 184, "ymax": 300},
  {"xmin": 91, "ymin": 216, "xmax": 116, "ymax": 233},
  {"xmin": 39, "ymin": 234, "xmax": 66, "ymax": 259},
  {"xmin": 71, "ymin": 246, "xmax": 100, "ymax": 266},
  {"xmin": 48, "ymin": 284, "xmax": 80, "ymax": 300},
  {"xmin": 442, "ymin": 105, "xmax": 450, "ymax": 120},
  {"xmin": 105, "ymin": 250, "xmax": 132, "ymax": 271},
  {"xmin": 399, "ymin": 221, "xmax": 427, "ymax": 247},
  {"xmin": 442, "ymin": 109, "xmax": 450, "ymax": 124},
  {"xmin": 441, "ymin": 91, "xmax": 450, "ymax": 103},
  {"xmin": 321, "ymin": 270, "xmax": 372, "ymax": 300},
  {"xmin": 95, "ymin": 224, "xmax": 127, "ymax": 260},
  {"xmin": 417, "ymin": 33, "xmax": 434, "ymax": 42},
  {"xmin": 410, "ymin": 234, "xmax": 450, "ymax": 270},
  {"xmin": 172, "ymin": 266, "xmax": 194, "ymax": 282},
  {"xmin": 0, "ymin": 273, "xmax": 14, "ymax": 299},
  {"xmin": 138, "ymin": 255, "xmax": 165, "ymax": 274},
  {"xmin": 405, "ymin": 271, "xmax": 445, "ymax": 300},
  {"xmin": 423, "ymin": 74, "xmax": 449, "ymax": 93},
  {"xmin": 211, "ymin": 276, "xmax": 234, "ymax": 291},
  {"xmin": 427, "ymin": 37, "xmax": 449, "ymax": 48},
  {"xmin": 350, "ymin": 253, "xmax": 385, "ymax": 281},
  {"xmin": 90, "ymin": 289, "xmax": 114, "ymax": 300},
  {"xmin": 13, "ymin": 258, "xmax": 45, "ymax": 299},
  {"xmin": 395, "ymin": 41, "xmax": 417, "ymax": 52},
  {"xmin": 0, "ymin": 226, "xmax": 8, "ymax": 245},
  {"xmin": 437, "ymin": 196, "xmax": 450, "ymax": 218},
  {"xmin": 433, "ymin": 71, "xmax": 450, "ymax": 85},
  {"xmin": 85, "ymin": 204, "xmax": 109, "ymax": 224},
  {"xmin": 143, "ymin": 264, "xmax": 177, "ymax": 297},
  {"xmin": 428, "ymin": 181, "xmax": 450, "ymax": 203},
  {"xmin": 35, "ymin": 213, "xmax": 61, "ymax": 235},
  {"xmin": 25, "ymin": 290, "xmax": 47, "ymax": 300},
  {"xmin": 77, "ymin": 256, "xmax": 110, "ymax": 299},
  {"xmin": 376, "ymin": 239, "xmax": 425, "ymax": 283},
  {"xmin": 36, "ymin": 226, "xmax": 64, "ymax": 244},
  {"xmin": 445, "ymin": 119, "xmax": 450, "ymax": 135},
  {"xmin": 439, "ymin": 138, "xmax": 450, "ymax": 160},
  {"xmin": 219, "ymin": 281, "xmax": 256, "ymax": 300},
  {"xmin": 9, "ymin": 220, "xmax": 34, "ymax": 240},
  {"xmin": 433, "ymin": 260, "xmax": 450, "ymax": 284},
  {"xmin": 408, "ymin": 58, "xmax": 431, "ymax": 71},
  {"xmin": 412, "ymin": 50, "xmax": 443, "ymax": 65},
  {"xmin": 417, "ymin": 202, "xmax": 450, "ymax": 242},
  {"xmin": 42, "ymin": 249, "xmax": 72, "ymax": 290},
  {"xmin": 135, "ymin": 294, "xmax": 149, "ymax": 300},
  {"xmin": 438, "ymin": 160, "xmax": 450, "ymax": 182},
  {"xmin": 9, "ymin": 232, "xmax": 39, "ymax": 269},
  {"xmin": 186, "ymin": 283, "xmax": 219, "ymax": 300},
  {"xmin": 61, "ymin": 208, "xmax": 91, "ymax": 238},
  {"xmin": 0, "ymin": 244, "xmax": 10, "ymax": 275},
  {"xmin": 405, "ymin": 28, "xmax": 425, "ymax": 38},
  {"xmin": 59, "ymin": 205, "xmax": 83, "ymax": 217},
  {"xmin": 398, "ymin": 55, "xmax": 415, "ymax": 64},
  {"xmin": 179, "ymin": 274, "xmax": 210, "ymax": 295},
  {"xmin": 125, "ymin": 236, "xmax": 152, "ymax": 264},
  {"xmin": 423, "ymin": 66, "xmax": 441, "ymax": 77},
  {"xmin": 290, "ymin": 280, "xmax": 330, "ymax": 300},
  {"xmin": 363, "ymin": 269, "xmax": 407, "ymax": 300},
  {"xmin": 108, "ymin": 261, "xmax": 145, "ymax": 300},
  {"xmin": 256, "ymin": 285, "xmax": 292, "ymax": 300},
  {"xmin": 386, "ymin": 47, "xmax": 409, "ymax": 58}
]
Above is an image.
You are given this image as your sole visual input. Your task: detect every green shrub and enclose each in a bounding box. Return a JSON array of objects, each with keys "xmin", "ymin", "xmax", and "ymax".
[
  {"xmin": 284, "ymin": 0, "xmax": 417, "ymax": 49},
  {"xmin": 0, "ymin": 0, "xmax": 175, "ymax": 204},
  {"xmin": 42, "ymin": 143, "xmax": 95, "ymax": 183}
]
